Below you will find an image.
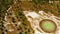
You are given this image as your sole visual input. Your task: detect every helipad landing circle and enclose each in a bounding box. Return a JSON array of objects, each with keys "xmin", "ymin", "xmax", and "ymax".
[{"xmin": 39, "ymin": 19, "xmax": 57, "ymax": 33}]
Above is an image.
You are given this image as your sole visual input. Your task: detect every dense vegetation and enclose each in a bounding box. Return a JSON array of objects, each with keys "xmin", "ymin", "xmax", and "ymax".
[
  {"xmin": 0, "ymin": 0, "xmax": 13, "ymax": 34},
  {"xmin": 15, "ymin": 7, "xmax": 34, "ymax": 34},
  {"xmin": 0, "ymin": 0, "xmax": 13, "ymax": 12},
  {"xmin": 32, "ymin": 0, "xmax": 60, "ymax": 16}
]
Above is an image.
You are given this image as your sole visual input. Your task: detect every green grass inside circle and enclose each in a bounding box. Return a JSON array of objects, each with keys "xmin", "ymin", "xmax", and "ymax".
[{"xmin": 43, "ymin": 21, "xmax": 54, "ymax": 30}]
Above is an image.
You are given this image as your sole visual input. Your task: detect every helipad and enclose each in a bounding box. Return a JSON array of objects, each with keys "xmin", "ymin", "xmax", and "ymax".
[{"xmin": 39, "ymin": 19, "xmax": 57, "ymax": 33}]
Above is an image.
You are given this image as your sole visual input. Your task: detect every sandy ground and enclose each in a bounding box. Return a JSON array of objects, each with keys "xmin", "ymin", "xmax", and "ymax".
[{"xmin": 23, "ymin": 10, "xmax": 60, "ymax": 34}]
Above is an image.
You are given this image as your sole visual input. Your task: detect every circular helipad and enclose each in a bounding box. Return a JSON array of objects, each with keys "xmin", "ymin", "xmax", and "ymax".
[{"xmin": 39, "ymin": 19, "xmax": 57, "ymax": 33}]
